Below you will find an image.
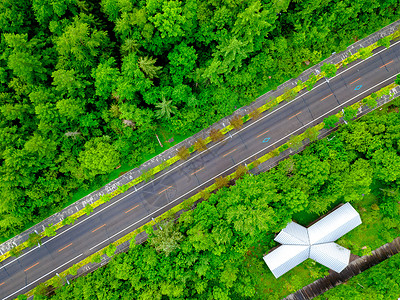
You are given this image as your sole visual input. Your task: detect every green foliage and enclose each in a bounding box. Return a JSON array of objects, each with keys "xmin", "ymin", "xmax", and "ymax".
[
  {"xmin": 282, "ymin": 88, "xmax": 297, "ymax": 102},
  {"xmin": 69, "ymin": 264, "xmax": 79, "ymax": 276},
  {"xmin": 26, "ymin": 232, "xmax": 42, "ymax": 248},
  {"xmin": 105, "ymin": 243, "xmax": 117, "ymax": 257},
  {"xmin": 364, "ymin": 96, "xmax": 378, "ymax": 109},
  {"xmin": 9, "ymin": 246, "xmax": 22, "ymax": 257},
  {"xmin": 149, "ymin": 220, "xmax": 183, "ymax": 256},
  {"xmin": 155, "ymin": 94, "xmax": 177, "ymax": 119},
  {"xmin": 141, "ymin": 168, "xmax": 155, "ymax": 183},
  {"xmin": 91, "ymin": 253, "xmax": 102, "ymax": 264},
  {"xmin": 62, "ymin": 216, "xmax": 76, "ymax": 226},
  {"xmin": 324, "ymin": 114, "xmax": 340, "ymax": 129},
  {"xmin": 304, "ymin": 126, "xmax": 320, "ymax": 142},
  {"xmin": 50, "ymin": 98, "xmax": 400, "ymax": 299},
  {"xmin": 138, "ymin": 56, "xmax": 162, "ymax": 79},
  {"xmin": 377, "ymin": 36, "xmax": 391, "ymax": 49},
  {"xmin": 305, "ymin": 73, "xmax": 318, "ymax": 91},
  {"xmin": 358, "ymin": 47, "xmax": 373, "ymax": 59},
  {"xmin": 44, "ymin": 224, "xmax": 57, "ymax": 237},
  {"xmin": 315, "ymin": 253, "xmax": 400, "ymax": 300},
  {"xmin": 321, "ymin": 63, "xmax": 337, "ymax": 78},
  {"xmin": 343, "ymin": 106, "xmax": 358, "ymax": 121},
  {"xmin": 288, "ymin": 135, "xmax": 303, "ymax": 151},
  {"xmin": 1, "ymin": 0, "xmax": 399, "ymax": 255},
  {"xmin": 395, "ymin": 74, "xmax": 400, "ymax": 85},
  {"xmin": 83, "ymin": 204, "xmax": 94, "ymax": 216}
]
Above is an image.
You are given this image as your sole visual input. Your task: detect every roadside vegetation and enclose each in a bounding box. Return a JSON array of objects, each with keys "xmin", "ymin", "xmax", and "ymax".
[
  {"xmin": 1, "ymin": 0, "xmax": 399, "ymax": 242},
  {"xmin": 31, "ymin": 97, "xmax": 400, "ymax": 299}
]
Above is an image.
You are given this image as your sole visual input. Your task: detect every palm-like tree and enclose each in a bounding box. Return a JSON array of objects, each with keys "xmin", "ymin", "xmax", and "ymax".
[
  {"xmin": 155, "ymin": 94, "xmax": 177, "ymax": 119},
  {"xmin": 138, "ymin": 56, "xmax": 162, "ymax": 79}
]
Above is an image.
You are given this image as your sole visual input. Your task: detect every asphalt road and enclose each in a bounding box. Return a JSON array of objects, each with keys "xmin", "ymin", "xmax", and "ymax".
[{"xmin": 1, "ymin": 40, "xmax": 400, "ymax": 300}]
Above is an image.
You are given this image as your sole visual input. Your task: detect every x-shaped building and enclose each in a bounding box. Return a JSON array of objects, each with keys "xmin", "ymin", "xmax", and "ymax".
[{"xmin": 263, "ymin": 203, "xmax": 362, "ymax": 278}]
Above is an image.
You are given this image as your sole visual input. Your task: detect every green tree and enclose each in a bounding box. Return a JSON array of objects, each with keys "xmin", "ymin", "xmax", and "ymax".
[
  {"xmin": 364, "ymin": 96, "xmax": 377, "ymax": 109},
  {"xmin": 44, "ymin": 224, "xmax": 57, "ymax": 237},
  {"xmin": 138, "ymin": 56, "xmax": 162, "ymax": 79},
  {"xmin": 69, "ymin": 264, "xmax": 79, "ymax": 276},
  {"xmin": 305, "ymin": 73, "xmax": 318, "ymax": 91},
  {"xmin": 91, "ymin": 253, "xmax": 102, "ymax": 263},
  {"xmin": 83, "ymin": 204, "xmax": 94, "ymax": 216},
  {"xmin": 55, "ymin": 14, "xmax": 109, "ymax": 69},
  {"xmin": 150, "ymin": 220, "xmax": 183, "ymax": 256},
  {"xmin": 79, "ymin": 138, "xmax": 121, "ymax": 178},
  {"xmin": 304, "ymin": 126, "xmax": 320, "ymax": 142},
  {"xmin": 321, "ymin": 63, "xmax": 337, "ymax": 78},
  {"xmin": 62, "ymin": 216, "xmax": 76, "ymax": 226},
  {"xmin": 91, "ymin": 57, "xmax": 120, "ymax": 99},
  {"xmin": 105, "ymin": 243, "xmax": 117, "ymax": 257},
  {"xmin": 395, "ymin": 74, "xmax": 400, "ymax": 85},
  {"xmin": 149, "ymin": 0, "xmax": 186, "ymax": 39},
  {"xmin": 26, "ymin": 232, "xmax": 42, "ymax": 248},
  {"xmin": 9, "ymin": 246, "xmax": 22, "ymax": 257},
  {"xmin": 324, "ymin": 115, "xmax": 340, "ymax": 129},
  {"xmin": 377, "ymin": 36, "xmax": 391, "ymax": 49},
  {"xmin": 155, "ymin": 94, "xmax": 177, "ymax": 119},
  {"xmin": 343, "ymin": 106, "xmax": 358, "ymax": 122},
  {"xmin": 282, "ymin": 87, "xmax": 297, "ymax": 102},
  {"xmin": 358, "ymin": 47, "xmax": 373, "ymax": 59},
  {"xmin": 288, "ymin": 135, "xmax": 303, "ymax": 151}
]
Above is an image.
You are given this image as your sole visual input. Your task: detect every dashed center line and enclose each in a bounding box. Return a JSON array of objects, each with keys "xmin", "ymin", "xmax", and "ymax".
[
  {"xmin": 24, "ymin": 262, "xmax": 39, "ymax": 272},
  {"xmin": 256, "ymin": 129, "xmax": 270, "ymax": 138},
  {"xmin": 380, "ymin": 60, "xmax": 393, "ymax": 68},
  {"xmin": 288, "ymin": 111, "xmax": 302, "ymax": 120},
  {"xmin": 91, "ymin": 224, "xmax": 106, "ymax": 233},
  {"xmin": 125, "ymin": 204, "xmax": 140, "ymax": 214},
  {"xmin": 58, "ymin": 243, "xmax": 73, "ymax": 252},
  {"xmin": 158, "ymin": 185, "xmax": 172, "ymax": 194},
  {"xmin": 349, "ymin": 77, "xmax": 361, "ymax": 85},
  {"xmin": 320, "ymin": 93, "xmax": 333, "ymax": 102},
  {"xmin": 223, "ymin": 148, "xmax": 237, "ymax": 157},
  {"xmin": 190, "ymin": 167, "xmax": 205, "ymax": 176}
]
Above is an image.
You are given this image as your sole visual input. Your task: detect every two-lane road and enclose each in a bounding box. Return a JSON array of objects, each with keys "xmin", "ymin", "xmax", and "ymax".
[{"xmin": 1, "ymin": 40, "xmax": 400, "ymax": 299}]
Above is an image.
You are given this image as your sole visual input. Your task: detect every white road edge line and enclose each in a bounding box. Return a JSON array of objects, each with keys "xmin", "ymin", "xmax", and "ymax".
[
  {"xmin": 2, "ymin": 39, "xmax": 399, "ymax": 271},
  {"xmin": 88, "ymin": 74, "xmax": 398, "ymax": 252},
  {"xmin": 2, "ymin": 253, "xmax": 83, "ymax": 300}
]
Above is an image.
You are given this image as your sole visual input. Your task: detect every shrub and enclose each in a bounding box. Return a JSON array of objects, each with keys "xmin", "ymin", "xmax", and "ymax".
[
  {"xmin": 209, "ymin": 128, "xmax": 224, "ymax": 142},
  {"xmin": 215, "ymin": 176, "xmax": 229, "ymax": 189},
  {"xmin": 230, "ymin": 115, "xmax": 244, "ymax": 129},
  {"xmin": 177, "ymin": 146, "xmax": 190, "ymax": 160},
  {"xmin": 194, "ymin": 138, "xmax": 207, "ymax": 152}
]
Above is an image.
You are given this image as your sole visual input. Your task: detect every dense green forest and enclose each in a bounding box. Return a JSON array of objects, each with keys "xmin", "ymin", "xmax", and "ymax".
[
  {"xmin": 1, "ymin": 0, "xmax": 399, "ymax": 239},
  {"xmin": 40, "ymin": 99, "xmax": 400, "ymax": 299},
  {"xmin": 315, "ymin": 253, "xmax": 400, "ymax": 300}
]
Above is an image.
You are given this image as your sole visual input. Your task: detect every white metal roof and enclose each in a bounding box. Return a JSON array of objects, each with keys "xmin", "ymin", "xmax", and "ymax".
[
  {"xmin": 275, "ymin": 222, "xmax": 309, "ymax": 245},
  {"xmin": 307, "ymin": 203, "xmax": 362, "ymax": 244},
  {"xmin": 263, "ymin": 245, "xmax": 309, "ymax": 278},
  {"xmin": 309, "ymin": 242, "xmax": 350, "ymax": 273},
  {"xmin": 263, "ymin": 203, "xmax": 362, "ymax": 278}
]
